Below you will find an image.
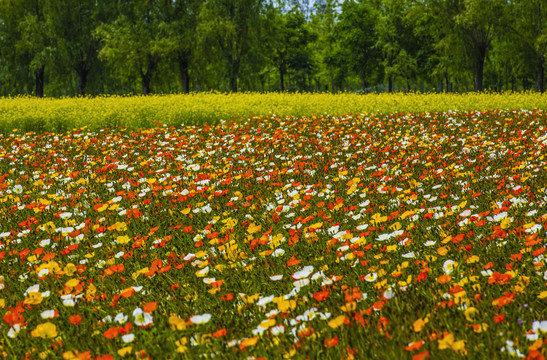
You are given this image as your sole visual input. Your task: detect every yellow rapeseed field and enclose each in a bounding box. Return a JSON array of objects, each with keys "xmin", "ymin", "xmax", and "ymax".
[{"xmin": 0, "ymin": 91, "xmax": 545, "ymax": 132}]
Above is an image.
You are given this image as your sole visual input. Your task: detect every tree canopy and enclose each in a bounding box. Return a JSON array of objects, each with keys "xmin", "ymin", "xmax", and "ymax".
[{"xmin": 0, "ymin": 0, "xmax": 544, "ymax": 96}]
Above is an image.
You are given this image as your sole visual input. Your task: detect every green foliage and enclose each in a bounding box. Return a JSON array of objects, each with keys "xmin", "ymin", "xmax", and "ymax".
[
  {"xmin": 0, "ymin": 0, "xmax": 545, "ymax": 95},
  {"xmin": 335, "ymin": 0, "xmax": 378, "ymax": 89},
  {"xmin": 94, "ymin": 1, "xmax": 176, "ymax": 95},
  {"xmin": 197, "ymin": 0, "xmax": 264, "ymax": 92}
]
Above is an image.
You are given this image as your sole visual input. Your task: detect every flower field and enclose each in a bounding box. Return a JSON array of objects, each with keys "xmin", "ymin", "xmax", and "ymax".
[
  {"xmin": 0, "ymin": 92, "xmax": 546, "ymax": 133},
  {"xmin": 1, "ymin": 109, "xmax": 547, "ymax": 359}
]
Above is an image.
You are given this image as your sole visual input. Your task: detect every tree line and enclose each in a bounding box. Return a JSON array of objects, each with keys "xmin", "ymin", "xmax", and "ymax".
[{"xmin": 0, "ymin": 0, "xmax": 545, "ymax": 97}]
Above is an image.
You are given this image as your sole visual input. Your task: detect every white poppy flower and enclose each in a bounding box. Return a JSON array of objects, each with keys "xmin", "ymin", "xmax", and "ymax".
[
  {"xmin": 122, "ymin": 333, "xmax": 135, "ymax": 343},
  {"xmin": 24, "ymin": 284, "xmax": 40, "ymax": 296},
  {"xmin": 533, "ymin": 321, "xmax": 547, "ymax": 333},
  {"xmin": 271, "ymin": 325, "xmax": 285, "ymax": 335},
  {"xmin": 59, "ymin": 212, "xmax": 72, "ymax": 219},
  {"xmin": 272, "ymin": 248, "xmax": 285, "ymax": 257},
  {"xmin": 40, "ymin": 310, "xmax": 56, "ymax": 319},
  {"xmin": 293, "ymin": 278, "xmax": 310, "ymax": 288},
  {"xmin": 383, "ymin": 287, "xmax": 396, "ymax": 299},
  {"xmin": 190, "ymin": 313, "xmax": 211, "ymax": 324},
  {"xmin": 7, "ymin": 324, "xmax": 21, "ymax": 338},
  {"xmin": 443, "ymin": 260, "xmax": 456, "ymax": 274},
  {"xmin": 114, "ymin": 312, "xmax": 128, "ymax": 324},
  {"xmin": 257, "ymin": 295, "xmax": 275, "ymax": 307},
  {"xmin": 133, "ymin": 308, "xmax": 153, "ymax": 327},
  {"xmin": 292, "ymin": 266, "xmax": 314, "ymax": 280},
  {"xmin": 459, "ymin": 210, "xmax": 471, "ymax": 217}
]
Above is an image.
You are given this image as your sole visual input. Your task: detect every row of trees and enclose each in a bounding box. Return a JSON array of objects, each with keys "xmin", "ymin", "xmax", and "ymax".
[{"xmin": 0, "ymin": 0, "xmax": 545, "ymax": 96}]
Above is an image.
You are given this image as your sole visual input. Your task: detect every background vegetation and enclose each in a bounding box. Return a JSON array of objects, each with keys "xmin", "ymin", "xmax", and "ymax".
[{"xmin": 0, "ymin": 0, "xmax": 546, "ymax": 97}]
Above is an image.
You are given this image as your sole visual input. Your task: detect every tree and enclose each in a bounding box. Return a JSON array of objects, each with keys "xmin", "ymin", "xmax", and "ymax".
[
  {"xmin": 376, "ymin": 0, "xmax": 417, "ymax": 92},
  {"xmin": 309, "ymin": 0, "xmax": 339, "ymax": 91},
  {"xmin": 154, "ymin": 0, "xmax": 203, "ymax": 93},
  {"xmin": 408, "ymin": 1, "xmax": 464, "ymax": 91},
  {"xmin": 286, "ymin": 11, "xmax": 316, "ymax": 90},
  {"xmin": 0, "ymin": 0, "xmax": 29, "ymax": 95},
  {"xmin": 262, "ymin": 6, "xmax": 289, "ymax": 91},
  {"xmin": 424, "ymin": 0, "xmax": 504, "ymax": 92},
  {"xmin": 44, "ymin": 0, "xmax": 113, "ymax": 95},
  {"xmin": 335, "ymin": 0, "xmax": 379, "ymax": 90},
  {"xmin": 198, "ymin": 0, "xmax": 264, "ymax": 92},
  {"xmin": 0, "ymin": 0, "xmax": 54, "ymax": 97},
  {"xmin": 503, "ymin": 0, "xmax": 547, "ymax": 92},
  {"xmin": 94, "ymin": 1, "xmax": 171, "ymax": 95}
]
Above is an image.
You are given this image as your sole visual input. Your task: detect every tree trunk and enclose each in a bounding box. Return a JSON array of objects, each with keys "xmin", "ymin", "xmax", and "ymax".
[
  {"xmin": 141, "ymin": 74, "xmax": 151, "ymax": 95},
  {"xmin": 228, "ymin": 54, "xmax": 240, "ymax": 92},
  {"xmin": 140, "ymin": 59, "xmax": 157, "ymax": 95},
  {"xmin": 177, "ymin": 54, "xmax": 190, "ymax": 94},
  {"xmin": 288, "ymin": 73, "xmax": 290, "ymax": 90},
  {"xmin": 245, "ymin": 77, "xmax": 251, "ymax": 91},
  {"xmin": 76, "ymin": 67, "xmax": 89, "ymax": 96},
  {"xmin": 230, "ymin": 59, "xmax": 239, "ymax": 92},
  {"xmin": 537, "ymin": 57, "xmax": 544, "ymax": 93},
  {"xmin": 279, "ymin": 64, "xmax": 285, "ymax": 91},
  {"xmin": 329, "ymin": 65, "xmax": 334, "ymax": 93},
  {"xmin": 474, "ymin": 50, "xmax": 486, "ymax": 92},
  {"xmin": 361, "ymin": 62, "xmax": 367, "ymax": 90},
  {"xmin": 523, "ymin": 76, "xmax": 531, "ymax": 90},
  {"xmin": 35, "ymin": 66, "xmax": 45, "ymax": 98},
  {"xmin": 229, "ymin": 75, "xmax": 237, "ymax": 92},
  {"xmin": 538, "ymin": 1, "xmax": 544, "ymax": 92},
  {"xmin": 388, "ymin": 76, "xmax": 393, "ymax": 93},
  {"xmin": 141, "ymin": 67, "xmax": 152, "ymax": 95},
  {"xmin": 74, "ymin": 45, "xmax": 95, "ymax": 96},
  {"xmin": 361, "ymin": 50, "xmax": 367, "ymax": 91}
]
